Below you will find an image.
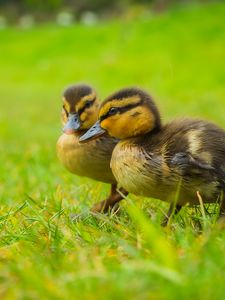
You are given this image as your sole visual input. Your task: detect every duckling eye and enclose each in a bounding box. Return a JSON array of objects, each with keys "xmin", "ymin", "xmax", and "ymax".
[
  {"xmin": 108, "ymin": 107, "xmax": 119, "ymax": 115},
  {"xmin": 84, "ymin": 100, "xmax": 93, "ymax": 109}
]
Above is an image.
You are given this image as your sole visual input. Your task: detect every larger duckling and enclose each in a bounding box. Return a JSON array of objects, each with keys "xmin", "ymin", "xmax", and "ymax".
[
  {"xmin": 80, "ymin": 87, "xmax": 225, "ymax": 224},
  {"xmin": 57, "ymin": 84, "xmax": 127, "ymax": 213}
]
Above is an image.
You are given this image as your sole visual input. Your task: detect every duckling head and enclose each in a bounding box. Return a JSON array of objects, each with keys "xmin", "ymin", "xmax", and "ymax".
[
  {"xmin": 62, "ymin": 84, "xmax": 99, "ymax": 134},
  {"xmin": 79, "ymin": 87, "xmax": 161, "ymax": 141}
]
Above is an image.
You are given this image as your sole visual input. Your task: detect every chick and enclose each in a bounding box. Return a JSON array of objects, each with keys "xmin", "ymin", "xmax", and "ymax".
[
  {"xmin": 57, "ymin": 84, "xmax": 127, "ymax": 213},
  {"xmin": 80, "ymin": 87, "xmax": 225, "ymax": 224}
]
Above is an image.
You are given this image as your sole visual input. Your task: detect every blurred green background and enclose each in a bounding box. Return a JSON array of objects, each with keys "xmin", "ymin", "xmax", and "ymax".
[{"xmin": 0, "ymin": 1, "xmax": 225, "ymax": 299}]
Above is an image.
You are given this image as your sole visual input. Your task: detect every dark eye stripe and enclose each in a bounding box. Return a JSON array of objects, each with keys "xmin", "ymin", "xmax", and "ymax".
[
  {"xmin": 100, "ymin": 100, "xmax": 143, "ymax": 122},
  {"xmin": 77, "ymin": 97, "xmax": 96, "ymax": 115},
  {"xmin": 63, "ymin": 105, "xmax": 69, "ymax": 117}
]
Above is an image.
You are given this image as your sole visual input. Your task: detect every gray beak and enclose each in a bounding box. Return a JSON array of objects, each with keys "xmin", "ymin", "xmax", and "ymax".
[
  {"xmin": 79, "ymin": 120, "xmax": 106, "ymax": 143},
  {"xmin": 63, "ymin": 113, "xmax": 81, "ymax": 134}
]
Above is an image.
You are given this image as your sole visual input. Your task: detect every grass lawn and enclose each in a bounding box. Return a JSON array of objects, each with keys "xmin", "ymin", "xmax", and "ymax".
[{"xmin": 0, "ymin": 2, "xmax": 225, "ymax": 299}]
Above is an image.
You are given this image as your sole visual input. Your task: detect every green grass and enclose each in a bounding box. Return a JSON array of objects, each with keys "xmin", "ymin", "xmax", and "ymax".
[{"xmin": 1, "ymin": 2, "xmax": 225, "ymax": 299}]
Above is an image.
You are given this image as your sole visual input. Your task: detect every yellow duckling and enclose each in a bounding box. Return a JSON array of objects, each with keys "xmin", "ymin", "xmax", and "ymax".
[
  {"xmin": 80, "ymin": 87, "xmax": 225, "ymax": 224},
  {"xmin": 57, "ymin": 84, "xmax": 127, "ymax": 213}
]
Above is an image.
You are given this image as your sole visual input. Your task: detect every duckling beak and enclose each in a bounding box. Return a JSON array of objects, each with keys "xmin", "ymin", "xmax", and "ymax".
[
  {"xmin": 79, "ymin": 120, "xmax": 106, "ymax": 143},
  {"xmin": 63, "ymin": 113, "xmax": 81, "ymax": 134}
]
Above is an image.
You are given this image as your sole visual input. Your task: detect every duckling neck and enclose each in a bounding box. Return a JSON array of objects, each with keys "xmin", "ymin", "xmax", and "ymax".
[
  {"xmin": 73, "ymin": 129, "xmax": 89, "ymax": 137},
  {"xmin": 116, "ymin": 124, "xmax": 162, "ymax": 149},
  {"xmin": 129, "ymin": 123, "xmax": 162, "ymax": 141},
  {"xmin": 146, "ymin": 124, "xmax": 162, "ymax": 136}
]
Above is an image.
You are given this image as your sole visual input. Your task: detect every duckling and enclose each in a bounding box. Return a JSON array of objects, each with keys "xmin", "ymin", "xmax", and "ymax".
[
  {"xmin": 57, "ymin": 84, "xmax": 127, "ymax": 213},
  {"xmin": 79, "ymin": 87, "xmax": 225, "ymax": 224}
]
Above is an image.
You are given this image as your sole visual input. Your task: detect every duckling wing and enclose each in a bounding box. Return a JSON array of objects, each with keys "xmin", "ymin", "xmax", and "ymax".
[
  {"xmin": 171, "ymin": 152, "xmax": 215, "ymax": 172},
  {"xmin": 161, "ymin": 119, "xmax": 225, "ymax": 182}
]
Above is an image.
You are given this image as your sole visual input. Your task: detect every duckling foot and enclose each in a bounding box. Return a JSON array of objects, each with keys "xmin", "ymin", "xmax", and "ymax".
[
  {"xmin": 91, "ymin": 184, "xmax": 128, "ymax": 214},
  {"xmin": 161, "ymin": 203, "xmax": 182, "ymax": 227}
]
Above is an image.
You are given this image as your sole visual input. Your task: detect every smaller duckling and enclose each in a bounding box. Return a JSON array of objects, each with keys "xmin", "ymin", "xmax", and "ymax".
[
  {"xmin": 80, "ymin": 87, "xmax": 225, "ymax": 225},
  {"xmin": 57, "ymin": 84, "xmax": 127, "ymax": 213}
]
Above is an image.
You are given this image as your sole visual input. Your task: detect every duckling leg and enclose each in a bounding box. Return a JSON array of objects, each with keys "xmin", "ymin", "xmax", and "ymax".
[
  {"xmin": 161, "ymin": 203, "xmax": 182, "ymax": 227},
  {"xmin": 91, "ymin": 184, "xmax": 128, "ymax": 214}
]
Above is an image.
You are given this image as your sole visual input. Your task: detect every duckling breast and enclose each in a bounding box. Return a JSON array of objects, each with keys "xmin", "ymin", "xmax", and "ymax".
[
  {"xmin": 57, "ymin": 133, "xmax": 116, "ymax": 183},
  {"xmin": 111, "ymin": 140, "xmax": 171, "ymax": 200}
]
